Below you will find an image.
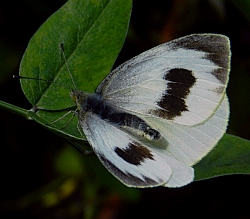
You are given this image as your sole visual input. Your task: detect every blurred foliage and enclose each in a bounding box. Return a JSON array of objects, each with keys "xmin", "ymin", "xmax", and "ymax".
[{"xmin": 1, "ymin": 0, "xmax": 250, "ymax": 218}]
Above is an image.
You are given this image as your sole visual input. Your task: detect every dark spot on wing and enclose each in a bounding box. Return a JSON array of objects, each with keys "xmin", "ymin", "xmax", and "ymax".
[
  {"xmin": 153, "ymin": 68, "xmax": 196, "ymax": 119},
  {"xmin": 114, "ymin": 142, "xmax": 154, "ymax": 166},
  {"xmin": 99, "ymin": 154, "xmax": 161, "ymax": 187},
  {"xmin": 170, "ymin": 34, "xmax": 230, "ymax": 84},
  {"xmin": 213, "ymin": 86, "xmax": 224, "ymax": 94}
]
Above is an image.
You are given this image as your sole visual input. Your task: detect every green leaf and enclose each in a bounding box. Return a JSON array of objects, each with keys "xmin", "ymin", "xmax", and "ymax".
[
  {"xmin": 19, "ymin": 0, "xmax": 132, "ymax": 140},
  {"xmin": 194, "ymin": 134, "xmax": 250, "ymax": 181}
]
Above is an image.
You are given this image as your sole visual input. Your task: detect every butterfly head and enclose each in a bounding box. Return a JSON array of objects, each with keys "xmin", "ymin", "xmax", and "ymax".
[{"xmin": 70, "ymin": 89, "xmax": 90, "ymax": 110}]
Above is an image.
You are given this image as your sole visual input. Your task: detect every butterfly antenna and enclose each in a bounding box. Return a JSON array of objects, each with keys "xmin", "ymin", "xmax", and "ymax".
[
  {"xmin": 60, "ymin": 43, "xmax": 77, "ymax": 90},
  {"xmin": 13, "ymin": 75, "xmax": 72, "ymax": 90}
]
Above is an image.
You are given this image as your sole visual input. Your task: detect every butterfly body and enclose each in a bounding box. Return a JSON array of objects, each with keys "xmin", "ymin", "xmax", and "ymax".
[{"xmin": 71, "ymin": 90, "xmax": 161, "ymax": 141}]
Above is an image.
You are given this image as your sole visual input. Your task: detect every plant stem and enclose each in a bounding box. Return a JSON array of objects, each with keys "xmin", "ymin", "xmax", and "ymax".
[{"xmin": 0, "ymin": 100, "xmax": 30, "ymax": 119}]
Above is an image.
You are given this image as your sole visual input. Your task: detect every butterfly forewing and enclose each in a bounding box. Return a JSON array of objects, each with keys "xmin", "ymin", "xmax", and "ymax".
[{"xmin": 96, "ymin": 34, "xmax": 230, "ymax": 126}]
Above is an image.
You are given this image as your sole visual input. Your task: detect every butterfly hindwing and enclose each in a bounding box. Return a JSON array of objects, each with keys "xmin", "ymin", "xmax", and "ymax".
[
  {"xmin": 76, "ymin": 101, "xmax": 197, "ymax": 187},
  {"xmin": 145, "ymin": 94, "xmax": 229, "ymax": 187},
  {"xmin": 96, "ymin": 34, "xmax": 230, "ymax": 126},
  {"xmin": 60, "ymin": 93, "xmax": 229, "ymax": 188}
]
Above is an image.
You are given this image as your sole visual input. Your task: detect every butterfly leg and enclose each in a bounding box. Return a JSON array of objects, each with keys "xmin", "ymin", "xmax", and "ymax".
[
  {"xmin": 49, "ymin": 109, "xmax": 78, "ymax": 130},
  {"xmin": 77, "ymin": 121, "xmax": 85, "ymax": 137}
]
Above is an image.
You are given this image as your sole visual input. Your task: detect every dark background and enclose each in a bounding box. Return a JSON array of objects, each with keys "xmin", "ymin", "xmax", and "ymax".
[{"xmin": 1, "ymin": 0, "xmax": 250, "ymax": 218}]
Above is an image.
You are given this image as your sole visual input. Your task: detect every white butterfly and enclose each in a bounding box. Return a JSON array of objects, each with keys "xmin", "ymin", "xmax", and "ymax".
[{"xmin": 70, "ymin": 34, "xmax": 230, "ymax": 188}]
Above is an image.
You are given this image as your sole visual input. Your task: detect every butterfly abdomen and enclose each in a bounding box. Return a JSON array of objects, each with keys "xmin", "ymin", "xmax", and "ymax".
[{"xmin": 83, "ymin": 93, "xmax": 161, "ymax": 141}]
